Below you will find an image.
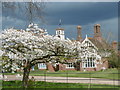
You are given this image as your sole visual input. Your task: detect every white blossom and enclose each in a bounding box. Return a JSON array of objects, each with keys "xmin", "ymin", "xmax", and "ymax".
[{"xmin": 0, "ymin": 27, "xmax": 78, "ymax": 72}]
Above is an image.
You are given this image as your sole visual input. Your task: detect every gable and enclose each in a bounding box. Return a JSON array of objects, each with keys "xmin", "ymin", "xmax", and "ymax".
[{"xmin": 82, "ymin": 36, "xmax": 98, "ymax": 50}]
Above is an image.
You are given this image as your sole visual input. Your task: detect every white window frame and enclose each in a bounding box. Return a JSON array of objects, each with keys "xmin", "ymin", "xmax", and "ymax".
[
  {"xmin": 82, "ymin": 57, "xmax": 96, "ymax": 68},
  {"xmin": 66, "ymin": 63, "xmax": 74, "ymax": 68},
  {"xmin": 38, "ymin": 63, "xmax": 47, "ymax": 69}
]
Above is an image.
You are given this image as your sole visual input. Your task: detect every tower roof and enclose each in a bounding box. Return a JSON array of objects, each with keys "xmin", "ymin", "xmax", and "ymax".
[
  {"xmin": 88, "ymin": 38, "xmax": 112, "ymax": 50},
  {"xmin": 56, "ymin": 19, "xmax": 64, "ymax": 30},
  {"xmin": 56, "ymin": 28, "xmax": 64, "ymax": 30}
]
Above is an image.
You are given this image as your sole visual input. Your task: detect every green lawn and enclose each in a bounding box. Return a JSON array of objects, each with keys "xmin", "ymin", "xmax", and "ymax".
[
  {"xmin": 0, "ymin": 80, "xmax": 2, "ymax": 90},
  {"xmin": 29, "ymin": 68, "xmax": 119, "ymax": 80},
  {"xmin": 4, "ymin": 68, "xmax": 119, "ymax": 80},
  {"xmin": 2, "ymin": 81, "xmax": 120, "ymax": 88}
]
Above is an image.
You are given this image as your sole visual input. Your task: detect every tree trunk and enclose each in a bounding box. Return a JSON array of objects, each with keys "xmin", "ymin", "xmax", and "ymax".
[{"xmin": 22, "ymin": 63, "xmax": 31, "ymax": 88}]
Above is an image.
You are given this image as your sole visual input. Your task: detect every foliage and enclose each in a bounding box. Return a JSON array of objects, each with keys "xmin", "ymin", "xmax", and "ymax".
[
  {"xmin": 1, "ymin": 27, "xmax": 78, "ymax": 71},
  {"xmin": 1, "ymin": 56, "xmax": 18, "ymax": 73},
  {"xmin": 0, "ymin": 24, "xmax": 80, "ymax": 87},
  {"xmin": 108, "ymin": 50, "xmax": 119, "ymax": 68}
]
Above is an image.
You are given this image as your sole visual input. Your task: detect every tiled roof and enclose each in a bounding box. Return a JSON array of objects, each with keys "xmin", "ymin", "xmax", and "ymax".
[{"xmin": 89, "ymin": 38, "xmax": 112, "ymax": 50}]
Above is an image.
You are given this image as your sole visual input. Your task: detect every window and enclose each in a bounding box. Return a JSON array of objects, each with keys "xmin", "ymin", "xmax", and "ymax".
[
  {"xmin": 66, "ymin": 63, "xmax": 74, "ymax": 68},
  {"xmin": 38, "ymin": 63, "xmax": 47, "ymax": 69},
  {"xmin": 82, "ymin": 57, "xmax": 95, "ymax": 68},
  {"xmin": 57, "ymin": 30, "xmax": 61, "ymax": 34},
  {"xmin": 58, "ymin": 35, "xmax": 60, "ymax": 38}
]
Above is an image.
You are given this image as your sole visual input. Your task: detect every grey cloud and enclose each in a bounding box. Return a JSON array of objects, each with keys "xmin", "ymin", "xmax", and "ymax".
[
  {"xmin": 2, "ymin": 2, "xmax": 118, "ymax": 41},
  {"xmin": 2, "ymin": 2, "xmax": 118, "ymax": 26},
  {"xmin": 45, "ymin": 2, "xmax": 118, "ymax": 25},
  {"xmin": 45, "ymin": 17, "xmax": 118, "ymax": 42},
  {"xmin": 2, "ymin": 16, "xmax": 27, "ymax": 29}
]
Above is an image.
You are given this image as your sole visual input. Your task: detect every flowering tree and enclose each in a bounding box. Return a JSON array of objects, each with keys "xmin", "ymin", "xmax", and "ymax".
[{"xmin": 0, "ymin": 26, "xmax": 80, "ymax": 87}]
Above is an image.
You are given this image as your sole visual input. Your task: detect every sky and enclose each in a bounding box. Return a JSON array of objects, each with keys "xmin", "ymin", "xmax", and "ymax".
[{"xmin": 2, "ymin": 1, "xmax": 119, "ymax": 42}]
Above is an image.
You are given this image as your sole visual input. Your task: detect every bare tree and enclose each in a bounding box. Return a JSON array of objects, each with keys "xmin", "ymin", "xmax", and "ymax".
[{"xmin": 2, "ymin": 0, "xmax": 46, "ymax": 23}]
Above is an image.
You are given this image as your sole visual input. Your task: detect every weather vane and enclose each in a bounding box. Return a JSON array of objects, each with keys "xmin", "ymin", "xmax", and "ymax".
[{"xmin": 58, "ymin": 19, "xmax": 62, "ymax": 27}]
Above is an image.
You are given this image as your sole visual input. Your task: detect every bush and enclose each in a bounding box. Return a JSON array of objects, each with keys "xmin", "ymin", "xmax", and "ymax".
[{"xmin": 108, "ymin": 51, "xmax": 119, "ymax": 68}]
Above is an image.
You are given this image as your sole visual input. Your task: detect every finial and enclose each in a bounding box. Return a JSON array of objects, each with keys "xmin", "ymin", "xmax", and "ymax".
[{"xmin": 58, "ymin": 19, "xmax": 62, "ymax": 27}]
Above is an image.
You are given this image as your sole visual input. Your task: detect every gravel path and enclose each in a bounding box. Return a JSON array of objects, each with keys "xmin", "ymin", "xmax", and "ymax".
[{"xmin": 1, "ymin": 75, "xmax": 119, "ymax": 85}]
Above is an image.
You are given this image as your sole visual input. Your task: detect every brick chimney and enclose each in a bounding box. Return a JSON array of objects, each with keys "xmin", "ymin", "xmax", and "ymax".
[
  {"xmin": 94, "ymin": 24, "xmax": 102, "ymax": 42},
  {"xmin": 77, "ymin": 25, "xmax": 82, "ymax": 41},
  {"xmin": 111, "ymin": 41, "xmax": 118, "ymax": 50}
]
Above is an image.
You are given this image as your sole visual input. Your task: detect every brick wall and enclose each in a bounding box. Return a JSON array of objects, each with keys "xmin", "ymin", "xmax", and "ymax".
[
  {"xmin": 38, "ymin": 59, "xmax": 108, "ymax": 72},
  {"xmin": 96, "ymin": 58, "xmax": 109, "ymax": 71},
  {"xmin": 111, "ymin": 41, "xmax": 117, "ymax": 50},
  {"xmin": 85, "ymin": 68, "xmax": 96, "ymax": 71},
  {"xmin": 46, "ymin": 63, "xmax": 55, "ymax": 72},
  {"xmin": 58, "ymin": 64, "xmax": 66, "ymax": 71},
  {"xmin": 79, "ymin": 62, "xmax": 83, "ymax": 71},
  {"xmin": 66, "ymin": 68, "xmax": 76, "ymax": 70},
  {"xmin": 102, "ymin": 59, "xmax": 109, "ymax": 69},
  {"xmin": 96, "ymin": 64, "xmax": 102, "ymax": 71}
]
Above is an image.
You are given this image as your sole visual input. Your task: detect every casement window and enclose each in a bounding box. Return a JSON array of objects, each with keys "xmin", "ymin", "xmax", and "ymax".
[
  {"xmin": 82, "ymin": 57, "xmax": 96, "ymax": 68},
  {"xmin": 38, "ymin": 63, "xmax": 47, "ymax": 69},
  {"xmin": 66, "ymin": 63, "xmax": 74, "ymax": 68}
]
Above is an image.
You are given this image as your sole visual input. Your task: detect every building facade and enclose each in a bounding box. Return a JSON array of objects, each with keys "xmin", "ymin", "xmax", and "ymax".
[{"xmin": 36, "ymin": 24, "xmax": 112, "ymax": 72}]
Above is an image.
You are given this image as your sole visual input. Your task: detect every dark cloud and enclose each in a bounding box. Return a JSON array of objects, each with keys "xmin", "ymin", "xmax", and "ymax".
[
  {"xmin": 2, "ymin": 2, "xmax": 118, "ymax": 26},
  {"xmin": 45, "ymin": 2, "xmax": 118, "ymax": 25},
  {"xmin": 2, "ymin": 2, "xmax": 118, "ymax": 41}
]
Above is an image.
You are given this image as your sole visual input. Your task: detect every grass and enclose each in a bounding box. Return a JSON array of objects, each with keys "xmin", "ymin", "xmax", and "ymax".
[
  {"xmin": 2, "ymin": 81, "xmax": 120, "ymax": 88},
  {"xmin": 29, "ymin": 68, "xmax": 119, "ymax": 80},
  {"xmin": 3, "ymin": 68, "xmax": 119, "ymax": 80}
]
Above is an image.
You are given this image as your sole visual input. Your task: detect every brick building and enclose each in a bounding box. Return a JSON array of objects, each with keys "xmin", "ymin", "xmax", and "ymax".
[{"xmin": 30, "ymin": 24, "xmax": 115, "ymax": 72}]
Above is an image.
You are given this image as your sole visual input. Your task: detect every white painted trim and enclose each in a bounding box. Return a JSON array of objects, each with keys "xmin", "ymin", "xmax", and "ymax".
[
  {"xmin": 38, "ymin": 63, "xmax": 47, "ymax": 69},
  {"xmin": 82, "ymin": 35, "xmax": 98, "ymax": 50},
  {"xmin": 66, "ymin": 63, "xmax": 74, "ymax": 68}
]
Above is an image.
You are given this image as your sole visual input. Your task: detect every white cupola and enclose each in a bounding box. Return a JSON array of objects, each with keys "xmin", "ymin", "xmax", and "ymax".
[{"xmin": 56, "ymin": 19, "xmax": 65, "ymax": 40}]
